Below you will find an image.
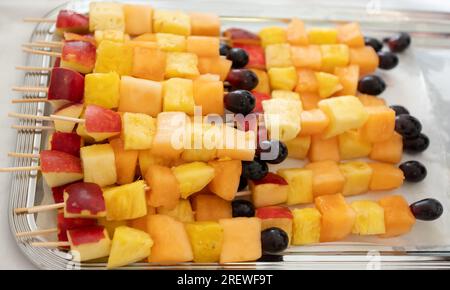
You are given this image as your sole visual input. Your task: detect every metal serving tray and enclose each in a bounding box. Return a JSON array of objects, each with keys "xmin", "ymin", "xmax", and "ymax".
[{"xmin": 8, "ymin": 0, "xmax": 450, "ymax": 269}]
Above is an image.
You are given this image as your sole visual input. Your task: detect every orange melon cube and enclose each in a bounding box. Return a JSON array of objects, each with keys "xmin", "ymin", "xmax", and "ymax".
[
  {"xmin": 193, "ymin": 78, "xmax": 224, "ymax": 115},
  {"xmin": 299, "ymin": 92, "xmax": 321, "ymax": 110},
  {"xmin": 290, "ymin": 45, "xmax": 322, "ymax": 70},
  {"xmin": 152, "ymin": 112, "xmax": 187, "ymax": 159},
  {"xmin": 358, "ymin": 94, "xmax": 387, "ymax": 107},
  {"xmin": 300, "ymin": 109, "xmax": 330, "ymax": 136},
  {"xmin": 350, "ymin": 46, "xmax": 379, "ymax": 75},
  {"xmin": 368, "ymin": 162, "xmax": 405, "ymax": 191},
  {"xmin": 189, "ymin": 12, "xmax": 220, "ymax": 36},
  {"xmin": 334, "ymin": 65, "xmax": 359, "ymax": 96},
  {"xmin": 109, "ymin": 138, "xmax": 138, "ymax": 185},
  {"xmin": 192, "ymin": 194, "xmax": 232, "ymax": 221},
  {"xmin": 361, "ymin": 106, "xmax": 396, "ymax": 143},
  {"xmin": 216, "ymin": 126, "xmax": 256, "ymax": 161},
  {"xmin": 123, "ymin": 4, "xmax": 153, "ymax": 36},
  {"xmin": 370, "ymin": 132, "xmax": 403, "ymax": 164},
  {"xmin": 119, "ymin": 76, "xmax": 162, "ymax": 117},
  {"xmin": 198, "ymin": 57, "xmax": 232, "ymax": 81},
  {"xmin": 295, "ymin": 69, "xmax": 318, "ymax": 94},
  {"xmin": 305, "ymin": 160, "xmax": 345, "ymax": 197},
  {"xmin": 186, "ymin": 36, "xmax": 220, "ymax": 57},
  {"xmin": 379, "ymin": 195, "xmax": 415, "ymax": 238},
  {"xmin": 337, "ymin": 22, "xmax": 364, "ymax": 47},
  {"xmin": 145, "ymin": 165, "xmax": 180, "ymax": 210},
  {"xmin": 285, "ymin": 135, "xmax": 311, "ymax": 159},
  {"xmin": 315, "ymin": 193, "xmax": 356, "ymax": 242},
  {"xmin": 250, "ymin": 69, "xmax": 270, "ymax": 94},
  {"xmin": 208, "ymin": 160, "xmax": 242, "ymax": 201},
  {"xmin": 286, "ymin": 18, "xmax": 308, "ymax": 45},
  {"xmin": 132, "ymin": 45, "xmax": 166, "ymax": 81},
  {"xmin": 129, "ymin": 206, "xmax": 156, "ymax": 232},
  {"xmin": 308, "ymin": 134, "xmax": 340, "ymax": 162},
  {"xmin": 132, "ymin": 33, "xmax": 156, "ymax": 42}
]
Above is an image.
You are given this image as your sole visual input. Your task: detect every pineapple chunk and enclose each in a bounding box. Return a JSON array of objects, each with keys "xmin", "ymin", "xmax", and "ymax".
[
  {"xmin": 258, "ymin": 26, "xmax": 287, "ymax": 47},
  {"xmin": 156, "ymin": 33, "xmax": 186, "ymax": 52},
  {"xmin": 163, "ymin": 78, "xmax": 195, "ymax": 115},
  {"xmin": 339, "ymin": 161, "xmax": 373, "ymax": 196},
  {"xmin": 185, "ymin": 221, "xmax": 223, "ymax": 263},
  {"xmin": 98, "ymin": 218, "xmax": 128, "ymax": 238},
  {"xmin": 165, "ymin": 52, "xmax": 200, "ymax": 79},
  {"xmin": 265, "ymin": 43, "xmax": 293, "ymax": 68},
  {"xmin": 157, "ymin": 199, "xmax": 194, "ymax": 222},
  {"xmin": 271, "ymin": 90, "xmax": 301, "ymax": 110},
  {"xmin": 268, "ymin": 66, "xmax": 298, "ymax": 91},
  {"xmin": 107, "ymin": 226, "xmax": 153, "ymax": 268},
  {"xmin": 80, "ymin": 144, "xmax": 117, "ymax": 187},
  {"xmin": 277, "ymin": 168, "xmax": 314, "ymax": 205},
  {"xmin": 285, "ymin": 135, "xmax": 311, "ymax": 159},
  {"xmin": 172, "ymin": 162, "xmax": 215, "ymax": 199},
  {"xmin": 351, "ymin": 200, "xmax": 386, "ymax": 235},
  {"xmin": 138, "ymin": 149, "xmax": 172, "ymax": 176},
  {"xmin": 315, "ymin": 72, "xmax": 343, "ymax": 99},
  {"xmin": 292, "ymin": 208, "xmax": 321, "ymax": 245},
  {"xmin": 95, "ymin": 30, "xmax": 129, "ymax": 45},
  {"xmin": 262, "ymin": 98, "xmax": 302, "ymax": 142},
  {"xmin": 94, "ymin": 40, "xmax": 133, "ymax": 76},
  {"xmin": 121, "ymin": 112, "xmax": 156, "ymax": 150},
  {"xmin": 318, "ymin": 96, "xmax": 369, "ymax": 139},
  {"xmin": 320, "ymin": 44, "xmax": 350, "ymax": 73},
  {"xmin": 338, "ymin": 130, "xmax": 372, "ymax": 159},
  {"xmin": 84, "ymin": 72, "xmax": 120, "ymax": 109},
  {"xmin": 307, "ymin": 28, "xmax": 338, "ymax": 44},
  {"xmin": 153, "ymin": 10, "xmax": 191, "ymax": 36},
  {"xmin": 103, "ymin": 180, "xmax": 148, "ymax": 221},
  {"xmin": 89, "ymin": 2, "xmax": 125, "ymax": 32},
  {"xmin": 181, "ymin": 122, "xmax": 217, "ymax": 162}
]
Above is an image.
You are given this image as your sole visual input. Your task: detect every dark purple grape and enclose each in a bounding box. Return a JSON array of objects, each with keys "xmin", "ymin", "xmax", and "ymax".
[
  {"xmin": 364, "ymin": 36, "xmax": 383, "ymax": 52},
  {"xmin": 395, "ymin": 115, "xmax": 422, "ymax": 139},
  {"xmin": 384, "ymin": 32, "xmax": 411, "ymax": 53},
  {"xmin": 257, "ymin": 255, "xmax": 283, "ymax": 262},
  {"xmin": 403, "ymin": 133, "xmax": 430, "ymax": 153},
  {"xmin": 242, "ymin": 159, "xmax": 268, "ymax": 180},
  {"xmin": 232, "ymin": 199, "xmax": 255, "ymax": 217},
  {"xmin": 358, "ymin": 75, "xmax": 386, "ymax": 95},
  {"xmin": 226, "ymin": 47, "xmax": 249, "ymax": 68},
  {"xmin": 378, "ymin": 51, "xmax": 399, "ymax": 70},
  {"xmin": 410, "ymin": 198, "xmax": 443, "ymax": 221},
  {"xmin": 399, "ymin": 160, "xmax": 427, "ymax": 182},
  {"xmin": 390, "ymin": 105, "xmax": 409, "ymax": 116},
  {"xmin": 224, "ymin": 90, "xmax": 255, "ymax": 115},
  {"xmin": 256, "ymin": 139, "xmax": 288, "ymax": 164},
  {"xmin": 261, "ymin": 227, "xmax": 289, "ymax": 254},
  {"xmin": 226, "ymin": 69, "xmax": 259, "ymax": 91},
  {"xmin": 220, "ymin": 42, "xmax": 231, "ymax": 56},
  {"xmin": 238, "ymin": 175, "xmax": 248, "ymax": 191}
]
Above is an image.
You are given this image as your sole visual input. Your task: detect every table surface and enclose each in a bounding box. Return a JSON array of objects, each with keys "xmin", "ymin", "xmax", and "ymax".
[{"xmin": 1, "ymin": 0, "xmax": 450, "ymax": 270}]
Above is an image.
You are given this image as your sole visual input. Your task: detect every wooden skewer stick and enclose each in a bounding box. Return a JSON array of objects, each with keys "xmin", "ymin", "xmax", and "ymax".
[
  {"xmin": 12, "ymin": 86, "xmax": 48, "ymax": 93},
  {"xmin": 31, "ymin": 241, "xmax": 70, "ymax": 248},
  {"xmin": 0, "ymin": 166, "xmax": 40, "ymax": 173},
  {"xmin": 8, "ymin": 152, "xmax": 40, "ymax": 159},
  {"xmin": 11, "ymin": 98, "xmax": 50, "ymax": 104},
  {"xmin": 16, "ymin": 66, "xmax": 52, "ymax": 72},
  {"xmin": 16, "ymin": 228, "xmax": 58, "ymax": 238},
  {"xmin": 15, "ymin": 202, "xmax": 64, "ymax": 214},
  {"xmin": 49, "ymin": 114, "xmax": 85, "ymax": 124},
  {"xmin": 22, "ymin": 47, "xmax": 61, "ymax": 57},
  {"xmin": 8, "ymin": 112, "xmax": 85, "ymax": 124},
  {"xmin": 23, "ymin": 18, "xmax": 56, "ymax": 23},
  {"xmin": 23, "ymin": 43, "xmax": 61, "ymax": 49},
  {"xmin": 35, "ymin": 40, "xmax": 63, "ymax": 46},
  {"xmin": 12, "ymin": 125, "xmax": 55, "ymax": 131}
]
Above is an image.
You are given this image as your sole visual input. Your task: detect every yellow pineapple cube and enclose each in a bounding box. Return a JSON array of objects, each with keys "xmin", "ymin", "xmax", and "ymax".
[
  {"xmin": 157, "ymin": 199, "xmax": 194, "ymax": 222},
  {"xmin": 94, "ymin": 40, "xmax": 133, "ymax": 76},
  {"xmin": 153, "ymin": 10, "xmax": 191, "ymax": 36},
  {"xmin": 307, "ymin": 27, "xmax": 338, "ymax": 44},
  {"xmin": 262, "ymin": 98, "xmax": 302, "ymax": 142},
  {"xmin": 172, "ymin": 162, "xmax": 215, "ymax": 199},
  {"xmin": 122, "ymin": 112, "xmax": 156, "ymax": 150},
  {"xmin": 351, "ymin": 200, "xmax": 386, "ymax": 235},
  {"xmin": 107, "ymin": 226, "xmax": 153, "ymax": 268},
  {"xmin": 285, "ymin": 135, "xmax": 311, "ymax": 159},
  {"xmin": 95, "ymin": 30, "xmax": 129, "ymax": 45},
  {"xmin": 80, "ymin": 144, "xmax": 117, "ymax": 187},
  {"xmin": 268, "ymin": 66, "xmax": 298, "ymax": 91},
  {"xmin": 138, "ymin": 149, "xmax": 172, "ymax": 176},
  {"xmin": 163, "ymin": 78, "xmax": 195, "ymax": 115},
  {"xmin": 277, "ymin": 168, "xmax": 313, "ymax": 205},
  {"xmin": 320, "ymin": 44, "xmax": 350, "ymax": 72},
  {"xmin": 165, "ymin": 52, "xmax": 199, "ymax": 79},
  {"xmin": 258, "ymin": 26, "xmax": 287, "ymax": 47},
  {"xmin": 271, "ymin": 90, "xmax": 300, "ymax": 100},
  {"xmin": 265, "ymin": 43, "xmax": 293, "ymax": 68},
  {"xmin": 185, "ymin": 221, "xmax": 223, "ymax": 263},
  {"xmin": 318, "ymin": 96, "xmax": 369, "ymax": 139},
  {"xmin": 292, "ymin": 208, "xmax": 321, "ymax": 245},
  {"xmin": 155, "ymin": 33, "xmax": 186, "ymax": 52},
  {"xmin": 98, "ymin": 218, "xmax": 128, "ymax": 238},
  {"xmin": 338, "ymin": 130, "xmax": 372, "ymax": 159},
  {"xmin": 339, "ymin": 161, "xmax": 373, "ymax": 196},
  {"xmin": 181, "ymin": 122, "xmax": 217, "ymax": 162},
  {"xmin": 103, "ymin": 180, "xmax": 148, "ymax": 221},
  {"xmin": 89, "ymin": 2, "xmax": 125, "ymax": 32},
  {"xmin": 315, "ymin": 72, "xmax": 343, "ymax": 99},
  {"xmin": 84, "ymin": 72, "xmax": 120, "ymax": 109}
]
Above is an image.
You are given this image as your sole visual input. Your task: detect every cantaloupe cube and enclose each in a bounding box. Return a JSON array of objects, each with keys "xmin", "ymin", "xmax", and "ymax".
[
  {"xmin": 295, "ymin": 68, "xmax": 318, "ymax": 93},
  {"xmin": 119, "ymin": 76, "xmax": 162, "ymax": 117},
  {"xmin": 290, "ymin": 45, "xmax": 322, "ymax": 70},
  {"xmin": 208, "ymin": 160, "xmax": 242, "ymax": 201},
  {"xmin": 360, "ymin": 106, "xmax": 396, "ymax": 143},
  {"xmin": 123, "ymin": 4, "xmax": 153, "ymax": 36},
  {"xmin": 109, "ymin": 138, "xmax": 138, "ymax": 185},
  {"xmin": 216, "ymin": 126, "xmax": 256, "ymax": 161},
  {"xmin": 151, "ymin": 112, "xmax": 187, "ymax": 159},
  {"xmin": 370, "ymin": 132, "xmax": 403, "ymax": 164},
  {"xmin": 165, "ymin": 52, "xmax": 199, "ymax": 79},
  {"xmin": 339, "ymin": 161, "xmax": 373, "ymax": 196},
  {"xmin": 379, "ymin": 195, "xmax": 415, "ymax": 238},
  {"xmin": 308, "ymin": 28, "xmax": 338, "ymax": 44},
  {"xmin": 299, "ymin": 92, "xmax": 321, "ymax": 110},
  {"xmin": 153, "ymin": 10, "xmax": 191, "ymax": 36},
  {"xmin": 186, "ymin": 36, "xmax": 220, "ymax": 57},
  {"xmin": 262, "ymin": 98, "xmax": 302, "ymax": 142},
  {"xmin": 94, "ymin": 40, "xmax": 133, "ymax": 76},
  {"xmin": 351, "ymin": 200, "xmax": 386, "ymax": 235},
  {"xmin": 219, "ymin": 217, "xmax": 262, "ymax": 263},
  {"xmin": 350, "ymin": 46, "xmax": 379, "ymax": 75},
  {"xmin": 300, "ymin": 109, "xmax": 330, "ymax": 136},
  {"xmin": 268, "ymin": 66, "xmax": 298, "ymax": 91},
  {"xmin": 292, "ymin": 208, "xmax": 321, "ymax": 245},
  {"xmin": 193, "ymin": 78, "xmax": 224, "ymax": 115},
  {"xmin": 189, "ymin": 12, "xmax": 220, "ymax": 36},
  {"xmin": 121, "ymin": 112, "xmax": 156, "ymax": 150},
  {"xmin": 172, "ymin": 162, "xmax": 215, "ymax": 199},
  {"xmin": 192, "ymin": 194, "xmax": 232, "ymax": 221},
  {"xmin": 277, "ymin": 168, "xmax": 314, "ymax": 205},
  {"xmin": 84, "ymin": 72, "xmax": 120, "ymax": 109},
  {"xmin": 265, "ymin": 43, "xmax": 293, "ymax": 69},
  {"xmin": 163, "ymin": 78, "xmax": 195, "ymax": 115},
  {"xmin": 197, "ymin": 57, "xmax": 232, "ymax": 81},
  {"xmin": 147, "ymin": 214, "xmax": 193, "ymax": 263},
  {"xmin": 157, "ymin": 199, "xmax": 194, "ymax": 222},
  {"xmin": 305, "ymin": 160, "xmax": 345, "ymax": 197},
  {"xmin": 334, "ymin": 65, "xmax": 359, "ymax": 96},
  {"xmin": 94, "ymin": 30, "xmax": 129, "ymax": 45},
  {"xmin": 259, "ymin": 26, "xmax": 287, "ymax": 47},
  {"xmin": 155, "ymin": 33, "xmax": 186, "ymax": 52},
  {"xmin": 250, "ymin": 69, "xmax": 270, "ymax": 94},
  {"xmin": 368, "ymin": 162, "xmax": 404, "ymax": 191},
  {"xmin": 315, "ymin": 193, "xmax": 356, "ymax": 242},
  {"xmin": 358, "ymin": 94, "xmax": 386, "ymax": 107},
  {"xmin": 338, "ymin": 130, "xmax": 372, "ymax": 159},
  {"xmin": 145, "ymin": 164, "xmax": 180, "ymax": 210},
  {"xmin": 103, "ymin": 180, "xmax": 147, "ymax": 221},
  {"xmin": 80, "ymin": 144, "xmax": 117, "ymax": 187},
  {"xmin": 318, "ymin": 96, "xmax": 369, "ymax": 139},
  {"xmin": 315, "ymin": 72, "xmax": 343, "ymax": 98},
  {"xmin": 89, "ymin": 2, "xmax": 125, "ymax": 32},
  {"xmin": 308, "ymin": 134, "xmax": 340, "ymax": 162},
  {"xmin": 132, "ymin": 33, "xmax": 156, "ymax": 42},
  {"xmin": 286, "ymin": 18, "xmax": 308, "ymax": 45},
  {"xmin": 185, "ymin": 222, "xmax": 223, "ymax": 263},
  {"xmin": 132, "ymin": 45, "xmax": 166, "ymax": 81},
  {"xmin": 285, "ymin": 135, "xmax": 311, "ymax": 159},
  {"xmin": 320, "ymin": 44, "xmax": 350, "ymax": 73},
  {"xmin": 128, "ymin": 206, "xmax": 156, "ymax": 232},
  {"xmin": 337, "ymin": 22, "xmax": 364, "ymax": 47}
]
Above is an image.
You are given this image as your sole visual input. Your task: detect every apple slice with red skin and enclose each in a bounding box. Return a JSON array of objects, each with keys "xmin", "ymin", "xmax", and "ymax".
[
  {"xmin": 52, "ymin": 182, "xmax": 77, "ymax": 203},
  {"xmin": 67, "ymin": 226, "xmax": 107, "ymax": 246},
  {"xmin": 56, "ymin": 10, "xmax": 89, "ymax": 35},
  {"xmin": 47, "ymin": 68, "xmax": 84, "ymax": 107},
  {"xmin": 223, "ymin": 28, "xmax": 261, "ymax": 45},
  {"xmin": 256, "ymin": 206, "xmax": 293, "ymax": 219},
  {"xmin": 64, "ymin": 32, "xmax": 96, "ymax": 46},
  {"xmin": 61, "ymin": 40, "xmax": 96, "ymax": 74},
  {"xmin": 63, "ymin": 182, "xmax": 106, "ymax": 218},
  {"xmin": 53, "ymin": 103, "xmax": 84, "ymax": 133},
  {"xmin": 233, "ymin": 43, "xmax": 265, "ymax": 70},
  {"xmin": 50, "ymin": 132, "xmax": 83, "ymax": 157},
  {"xmin": 54, "ymin": 57, "xmax": 61, "ymax": 68},
  {"xmin": 251, "ymin": 172, "xmax": 289, "ymax": 186},
  {"xmin": 40, "ymin": 150, "xmax": 83, "ymax": 187},
  {"xmin": 57, "ymin": 210, "xmax": 97, "ymax": 242},
  {"xmin": 85, "ymin": 105, "xmax": 122, "ymax": 134},
  {"xmin": 251, "ymin": 91, "xmax": 271, "ymax": 113}
]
